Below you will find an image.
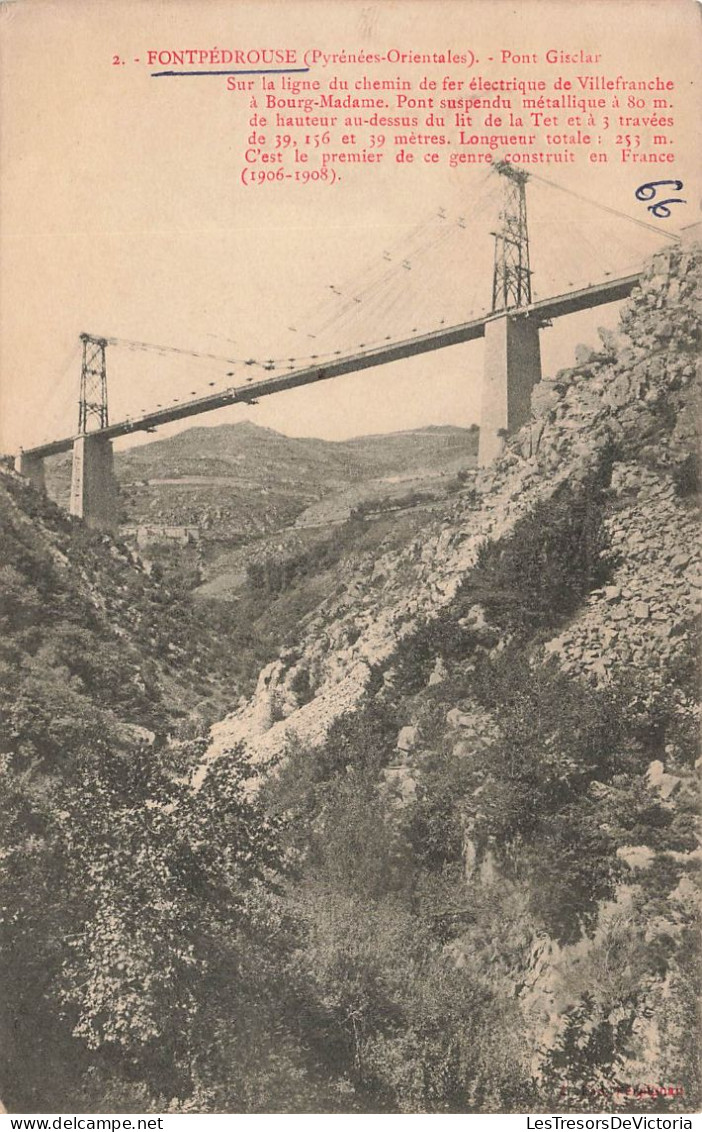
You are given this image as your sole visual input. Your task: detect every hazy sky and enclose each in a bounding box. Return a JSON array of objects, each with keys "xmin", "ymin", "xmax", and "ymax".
[{"xmin": 1, "ymin": 0, "xmax": 698, "ymax": 453}]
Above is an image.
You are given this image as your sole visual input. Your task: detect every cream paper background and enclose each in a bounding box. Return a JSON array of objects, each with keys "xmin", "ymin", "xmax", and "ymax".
[{"xmin": 0, "ymin": 0, "xmax": 699, "ymax": 455}]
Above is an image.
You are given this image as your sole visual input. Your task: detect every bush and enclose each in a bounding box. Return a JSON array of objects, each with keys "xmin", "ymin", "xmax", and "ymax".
[
  {"xmin": 390, "ymin": 608, "xmax": 494, "ymax": 697},
  {"xmin": 457, "ymin": 473, "xmax": 612, "ymax": 635},
  {"xmin": 672, "ymin": 451, "xmax": 700, "ymax": 497}
]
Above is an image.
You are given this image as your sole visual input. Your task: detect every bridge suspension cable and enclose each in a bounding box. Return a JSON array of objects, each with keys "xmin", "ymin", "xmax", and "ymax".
[
  {"xmin": 23, "ymin": 165, "xmax": 677, "ymax": 454},
  {"xmin": 522, "ymin": 168, "xmax": 679, "ymax": 302},
  {"xmin": 282, "ymin": 169, "xmax": 497, "ymax": 351},
  {"xmin": 529, "ymin": 171, "xmax": 682, "ymax": 241}
]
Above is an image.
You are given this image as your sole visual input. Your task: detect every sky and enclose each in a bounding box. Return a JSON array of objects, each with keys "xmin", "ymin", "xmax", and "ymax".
[{"xmin": 0, "ymin": 0, "xmax": 699, "ymax": 454}]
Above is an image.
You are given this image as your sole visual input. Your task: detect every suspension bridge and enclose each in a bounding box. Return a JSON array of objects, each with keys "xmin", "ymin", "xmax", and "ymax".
[{"xmin": 14, "ymin": 162, "xmax": 682, "ymax": 530}]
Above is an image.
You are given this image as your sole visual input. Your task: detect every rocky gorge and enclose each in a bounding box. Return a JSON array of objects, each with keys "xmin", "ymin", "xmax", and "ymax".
[
  {"xmin": 210, "ymin": 240, "xmax": 700, "ymax": 764},
  {"xmin": 200, "ymin": 238, "xmax": 701, "ymax": 1107},
  {"xmin": 1, "ymin": 238, "xmax": 699, "ymax": 1113}
]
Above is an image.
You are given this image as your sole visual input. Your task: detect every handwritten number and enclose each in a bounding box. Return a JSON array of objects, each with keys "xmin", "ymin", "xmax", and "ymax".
[
  {"xmin": 635, "ymin": 180, "xmax": 683, "ymax": 201},
  {"xmin": 648, "ymin": 198, "xmax": 687, "ymax": 219},
  {"xmin": 635, "ymin": 179, "xmax": 685, "ymax": 219}
]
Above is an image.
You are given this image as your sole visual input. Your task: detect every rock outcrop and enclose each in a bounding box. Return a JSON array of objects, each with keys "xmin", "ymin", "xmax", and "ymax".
[{"xmin": 208, "ymin": 241, "xmax": 700, "ymax": 778}]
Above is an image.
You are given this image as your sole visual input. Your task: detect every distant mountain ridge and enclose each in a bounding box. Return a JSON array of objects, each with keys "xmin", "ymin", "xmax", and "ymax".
[{"xmin": 45, "ymin": 421, "xmax": 479, "ymax": 542}]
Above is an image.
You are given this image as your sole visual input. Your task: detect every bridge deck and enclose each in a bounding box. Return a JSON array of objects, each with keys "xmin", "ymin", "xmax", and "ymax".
[{"xmin": 23, "ymin": 272, "xmax": 641, "ymax": 460}]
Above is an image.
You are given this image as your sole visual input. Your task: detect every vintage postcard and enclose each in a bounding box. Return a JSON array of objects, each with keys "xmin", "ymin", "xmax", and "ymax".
[{"xmin": 0, "ymin": 0, "xmax": 700, "ymax": 1118}]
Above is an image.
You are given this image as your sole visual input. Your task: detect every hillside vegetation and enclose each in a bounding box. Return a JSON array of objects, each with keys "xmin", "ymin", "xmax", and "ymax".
[
  {"xmin": 0, "ymin": 242, "xmax": 699, "ymax": 1113},
  {"xmin": 45, "ymin": 423, "xmax": 479, "ymax": 546}
]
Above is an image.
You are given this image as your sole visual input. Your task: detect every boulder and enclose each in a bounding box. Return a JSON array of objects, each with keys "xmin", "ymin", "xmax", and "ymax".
[
  {"xmin": 427, "ymin": 656, "xmax": 448, "ymax": 686},
  {"xmin": 396, "ymin": 725, "xmax": 419, "ymax": 753},
  {"xmin": 648, "ymin": 760, "xmax": 682, "ymax": 800}
]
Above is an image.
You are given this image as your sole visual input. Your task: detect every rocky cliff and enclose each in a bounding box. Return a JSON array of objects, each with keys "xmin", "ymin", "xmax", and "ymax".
[
  {"xmin": 208, "ymin": 240, "xmax": 700, "ymax": 767},
  {"xmin": 203, "ymin": 239, "xmax": 700, "ymax": 1105}
]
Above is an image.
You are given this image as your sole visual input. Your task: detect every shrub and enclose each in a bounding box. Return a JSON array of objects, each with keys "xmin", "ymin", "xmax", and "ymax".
[
  {"xmin": 390, "ymin": 609, "xmax": 493, "ymax": 697},
  {"xmin": 457, "ymin": 473, "xmax": 612, "ymax": 635}
]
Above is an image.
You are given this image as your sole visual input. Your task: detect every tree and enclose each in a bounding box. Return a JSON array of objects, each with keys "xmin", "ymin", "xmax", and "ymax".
[{"xmin": 56, "ymin": 742, "xmax": 292, "ymax": 1096}]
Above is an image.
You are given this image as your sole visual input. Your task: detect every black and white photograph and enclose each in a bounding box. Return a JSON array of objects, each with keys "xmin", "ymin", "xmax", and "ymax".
[{"xmin": 0, "ymin": 0, "xmax": 700, "ymax": 1118}]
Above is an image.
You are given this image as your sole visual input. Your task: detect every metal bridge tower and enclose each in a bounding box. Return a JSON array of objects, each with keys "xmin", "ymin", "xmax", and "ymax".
[
  {"xmin": 491, "ymin": 160, "xmax": 532, "ymax": 312},
  {"xmin": 70, "ymin": 333, "xmax": 118, "ymax": 530},
  {"xmin": 78, "ymin": 333, "xmax": 109, "ymax": 432},
  {"xmin": 479, "ymin": 161, "xmax": 542, "ymax": 466}
]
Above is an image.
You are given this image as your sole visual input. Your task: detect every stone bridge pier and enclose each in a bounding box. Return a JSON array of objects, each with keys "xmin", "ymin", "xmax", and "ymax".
[
  {"xmin": 69, "ymin": 434, "xmax": 119, "ymax": 531},
  {"xmin": 14, "ymin": 451, "xmax": 47, "ymax": 492},
  {"xmin": 478, "ymin": 312, "xmax": 542, "ymax": 466},
  {"xmin": 15, "ymin": 438, "xmax": 119, "ymax": 532}
]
